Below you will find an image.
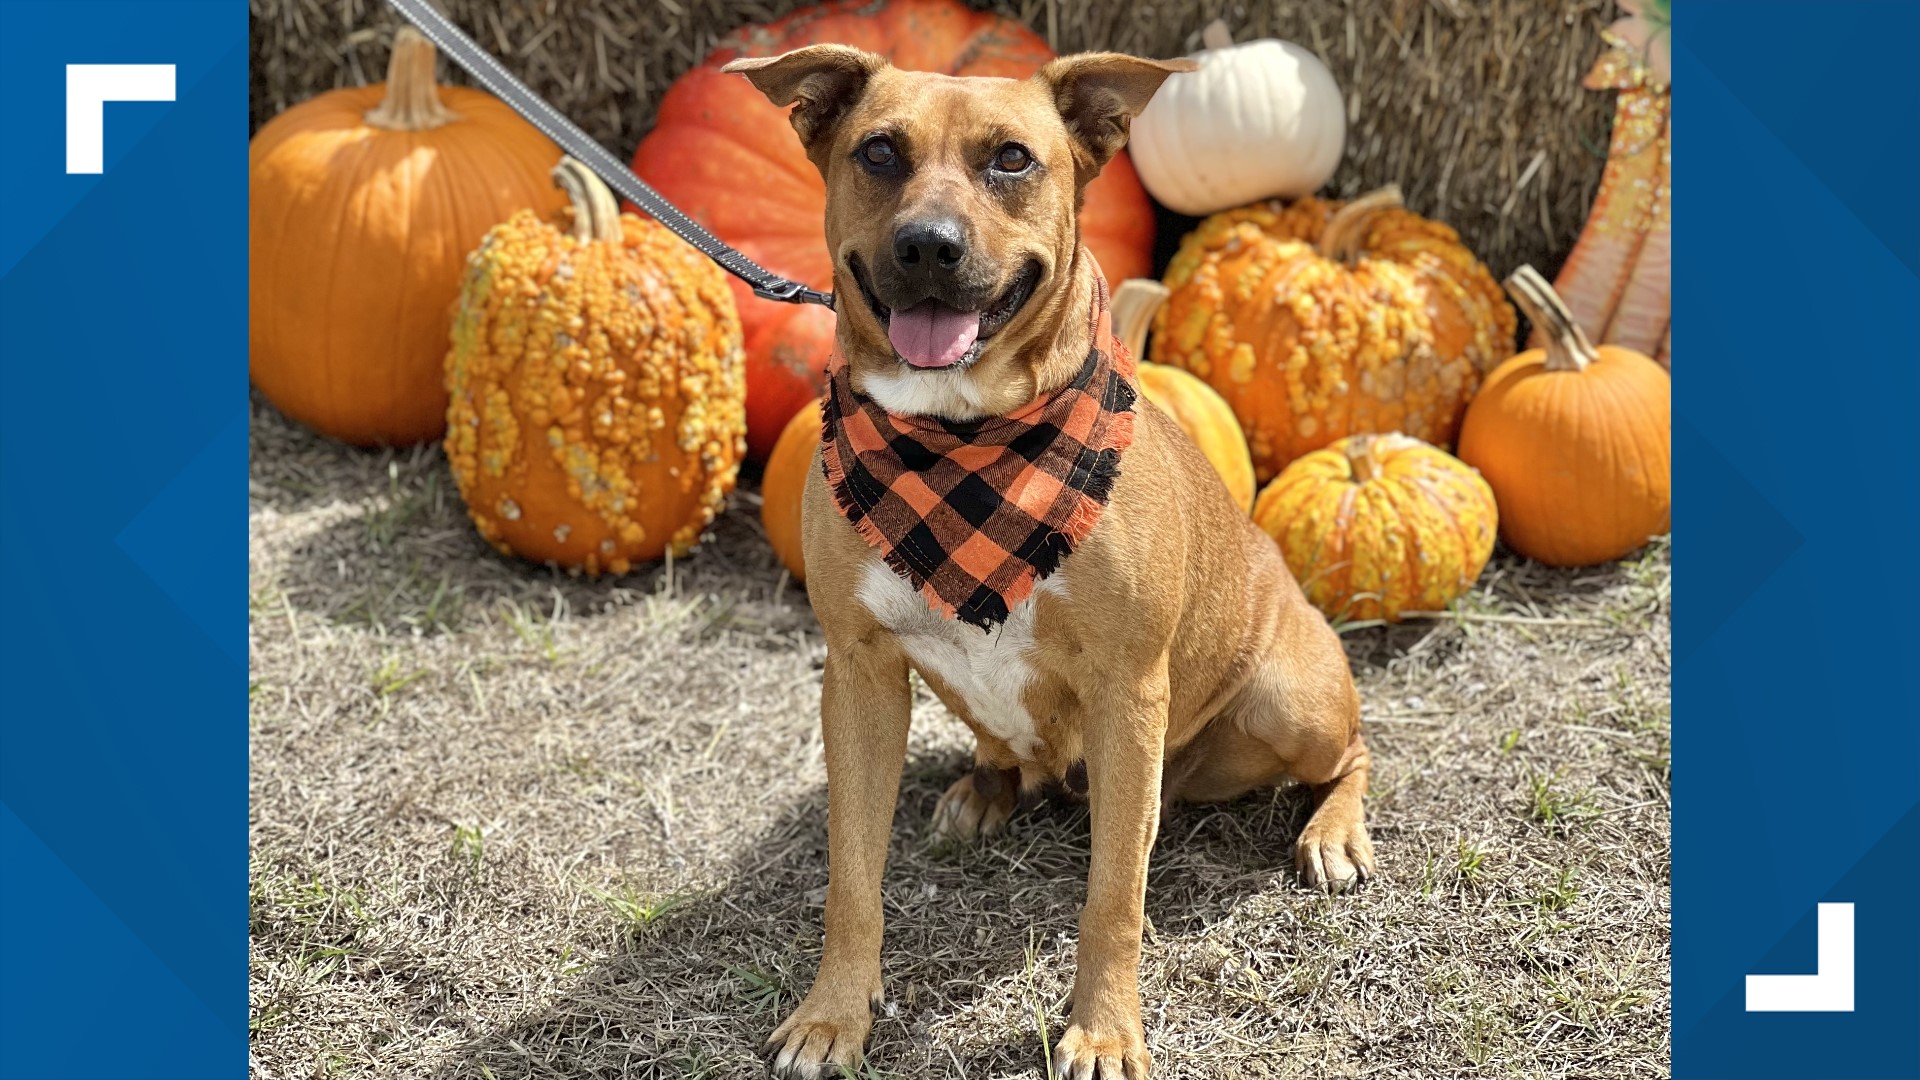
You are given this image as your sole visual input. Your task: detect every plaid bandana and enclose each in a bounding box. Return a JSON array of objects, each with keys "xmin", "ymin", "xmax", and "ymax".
[{"xmin": 820, "ymin": 274, "xmax": 1136, "ymax": 631}]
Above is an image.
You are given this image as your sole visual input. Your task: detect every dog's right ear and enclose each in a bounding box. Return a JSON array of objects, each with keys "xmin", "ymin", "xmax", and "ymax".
[
  {"xmin": 722, "ymin": 45, "xmax": 888, "ymax": 151},
  {"xmin": 1036, "ymin": 53, "xmax": 1197, "ymax": 181}
]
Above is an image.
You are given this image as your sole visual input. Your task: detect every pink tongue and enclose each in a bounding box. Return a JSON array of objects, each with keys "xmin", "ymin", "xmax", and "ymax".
[{"xmin": 888, "ymin": 302, "xmax": 980, "ymax": 368}]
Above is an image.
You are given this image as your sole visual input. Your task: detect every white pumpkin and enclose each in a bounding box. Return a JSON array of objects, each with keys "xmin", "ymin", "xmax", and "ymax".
[{"xmin": 1130, "ymin": 21, "xmax": 1347, "ymax": 216}]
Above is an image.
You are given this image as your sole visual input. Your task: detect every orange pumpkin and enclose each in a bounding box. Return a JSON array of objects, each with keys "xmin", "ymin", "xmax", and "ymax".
[
  {"xmin": 1153, "ymin": 186, "xmax": 1515, "ymax": 484},
  {"xmin": 444, "ymin": 160, "xmax": 747, "ymax": 574},
  {"xmin": 1458, "ymin": 266, "xmax": 1670, "ymax": 567},
  {"xmin": 633, "ymin": 0, "xmax": 1158, "ymax": 460},
  {"xmin": 1253, "ymin": 433, "xmax": 1497, "ymax": 624},
  {"xmin": 761, "ymin": 401, "xmax": 824, "ymax": 583},
  {"xmin": 1111, "ymin": 279, "xmax": 1256, "ymax": 512},
  {"xmin": 249, "ymin": 28, "xmax": 566, "ymax": 445}
]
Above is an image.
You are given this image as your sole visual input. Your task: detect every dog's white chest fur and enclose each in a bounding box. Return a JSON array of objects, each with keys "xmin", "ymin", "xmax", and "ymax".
[{"xmin": 856, "ymin": 561, "xmax": 1053, "ymax": 759}]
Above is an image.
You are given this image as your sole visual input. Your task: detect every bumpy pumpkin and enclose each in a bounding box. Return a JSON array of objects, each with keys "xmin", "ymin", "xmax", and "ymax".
[
  {"xmin": 1253, "ymin": 433, "xmax": 1496, "ymax": 624},
  {"xmin": 1112, "ymin": 279, "xmax": 1257, "ymax": 512},
  {"xmin": 250, "ymin": 28, "xmax": 566, "ymax": 445},
  {"xmin": 633, "ymin": 0, "xmax": 1159, "ymax": 460},
  {"xmin": 445, "ymin": 160, "xmax": 747, "ymax": 573},
  {"xmin": 1153, "ymin": 186, "xmax": 1516, "ymax": 484},
  {"xmin": 761, "ymin": 400, "xmax": 824, "ymax": 583},
  {"xmin": 1130, "ymin": 21, "xmax": 1345, "ymax": 216},
  {"xmin": 1457, "ymin": 266, "xmax": 1670, "ymax": 567}
]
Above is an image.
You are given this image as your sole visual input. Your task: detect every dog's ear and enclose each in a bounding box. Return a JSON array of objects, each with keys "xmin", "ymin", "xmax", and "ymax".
[
  {"xmin": 1035, "ymin": 53, "xmax": 1197, "ymax": 177},
  {"xmin": 722, "ymin": 45, "xmax": 888, "ymax": 151}
]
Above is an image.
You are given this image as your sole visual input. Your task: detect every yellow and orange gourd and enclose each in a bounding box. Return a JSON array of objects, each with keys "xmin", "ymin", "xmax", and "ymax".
[
  {"xmin": 1548, "ymin": 4, "xmax": 1671, "ymax": 368},
  {"xmin": 1153, "ymin": 187, "xmax": 1515, "ymax": 483},
  {"xmin": 1458, "ymin": 266, "xmax": 1670, "ymax": 567},
  {"xmin": 1253, "ymin": 432, "xmax": 1497, "ymax": 623},
  {"xmin": 444, "ymin": 159, "xmax": 747, "ymax": 574},
  {"xmin": 1111, "ymin": 279, "xmax": 1257, "ymax": 512},
  {"xmin": 249, "ymin": 29, "xmax": 567, "ymax": 445}
]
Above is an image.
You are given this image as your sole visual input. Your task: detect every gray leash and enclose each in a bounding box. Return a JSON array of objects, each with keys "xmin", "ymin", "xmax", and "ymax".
[{"xmin": 385, "ymin": 0, "xmax": 835, "ymax": 309}]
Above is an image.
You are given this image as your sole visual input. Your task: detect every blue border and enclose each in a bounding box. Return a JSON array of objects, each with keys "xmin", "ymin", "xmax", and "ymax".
[
  {"xmin": 0, "ymin": 2, "xmax": 245, "ymax": 1077},
  {"xmin": 1675, "ymin": 2, "xmax": 1919, "ymax": 1076}
]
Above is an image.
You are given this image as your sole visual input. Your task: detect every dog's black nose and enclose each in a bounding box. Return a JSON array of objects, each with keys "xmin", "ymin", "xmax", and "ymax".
[{"xmin": 892, "ymin": 218, "xmax": 967, "ymax": 277}]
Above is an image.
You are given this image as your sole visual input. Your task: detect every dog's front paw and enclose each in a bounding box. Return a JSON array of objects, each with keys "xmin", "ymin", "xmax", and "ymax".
[
  {"xmin": 764, "ymin": 992, "xmax": 876, "ymax": 1079},
  {"xmin": 1051, "ymin": 1018, "xmax": 1150, "ymax": 1080},
  {"xmin": 930, "ymin": 763, "xmax": 1021, "ymax": 842},
  {"xmin": 1295, "ymin": 813, "xmax": 1375, "ymax": 892}
]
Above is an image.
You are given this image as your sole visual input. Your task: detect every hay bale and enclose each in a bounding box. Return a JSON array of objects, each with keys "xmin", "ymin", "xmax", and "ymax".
[{"xmin": 249, "ymin": 0, "xmax": 1616, "ymax": 278}]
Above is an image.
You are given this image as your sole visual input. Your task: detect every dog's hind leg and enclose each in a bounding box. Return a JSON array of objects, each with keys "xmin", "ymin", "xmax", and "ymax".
[
  {"xmin": 931, "ymin": 758, "xmax": 1027, "ymax": 842},
  {"xmin": 1168, "ymin": 618, "xmax": 1375, "ymax": 892}
]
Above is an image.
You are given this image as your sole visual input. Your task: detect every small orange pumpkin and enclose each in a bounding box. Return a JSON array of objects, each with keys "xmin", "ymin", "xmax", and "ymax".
[
  {"xmin": 1154, "ymin": 187, "xmax": 1515, "ymax": 483},
  {"xmin": 1457, "ymin": 265, "xmax": 1670, "ymax": 567},
  {"xmin": 444, "ymin": 159, "xmax": 747, "ymax": 573},
  {"xmin": 249, "ymin": 28, "xmax": 567, "ymax": 445},
  {"xmin": 761, "ymin": 400, "xmax": 823, "ymax": 582},
  {"xmin": 1253, "ymin": 432, "xmax": 1497, "ymax": 623},
  {"xmin": 1112, "ymin": 279, "xmax": 1256, "ymax": 512}
]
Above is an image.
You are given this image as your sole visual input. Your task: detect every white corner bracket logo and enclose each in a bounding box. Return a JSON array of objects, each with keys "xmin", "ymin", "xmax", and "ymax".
[
  {"xmin": 1745, "ymin": 902, "xmax": 1855, "ymax": 1012},
  {"xmin": 66, "ymin": 64, "xmax": 176, "ymax": 174}
]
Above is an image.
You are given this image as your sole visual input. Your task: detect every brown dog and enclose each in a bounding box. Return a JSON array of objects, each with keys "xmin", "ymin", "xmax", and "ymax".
[{"xmin": 725, "ymin": 44, "xmax": 1374, "ymax": 1080}]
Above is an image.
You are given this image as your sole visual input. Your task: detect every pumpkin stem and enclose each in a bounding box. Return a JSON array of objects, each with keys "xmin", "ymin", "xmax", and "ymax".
[
  {"xmin": 1505, "ymin": 264, "xmax": 1597, "ymax": 372},
  {"xmin": 1317, "ymin": 185, "xmax": 1404, "ymax": 264},
  {"xmin": 364, "ymin": 27, "xmax": 458, "ymax": 132},
  {"xmin": 552, "ymin": 157, "xmax": 624, "ymax": 243},
  {"xmin": 1346, "ymin": 434, "xmax": 1381, "ymax": 484},
  {"xmin": 1201, "ymin": 20, "xmax": 1235, "ymax": 50},
  {"xmin": 1110, "ymin": 278, "xmax": 1170, "ymax": 360}
]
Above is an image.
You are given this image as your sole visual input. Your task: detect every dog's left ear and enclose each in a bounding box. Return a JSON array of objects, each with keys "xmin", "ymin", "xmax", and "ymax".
[
  {"xmin": 722, "ymin": 45, "xmax": 888, "ymax": 153},
  {"xmin": 1036, "ymin": 53, "xmax": 1198, "ymax": 178}
]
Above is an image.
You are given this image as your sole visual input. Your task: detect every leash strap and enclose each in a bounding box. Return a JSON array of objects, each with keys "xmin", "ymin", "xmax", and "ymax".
[{"xmin": 384, "ymin": 0, "xmax": 835, "ymax": 309}]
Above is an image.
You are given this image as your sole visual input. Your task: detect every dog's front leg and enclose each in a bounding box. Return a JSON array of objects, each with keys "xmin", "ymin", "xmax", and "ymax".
[
  {"xmin": 1054, "ymin": 662, "xmax": 1169, "ymax": 1080},
  {"xmin": 766, "ymin": 636, "xmax": 911, "ymax": 1079}
]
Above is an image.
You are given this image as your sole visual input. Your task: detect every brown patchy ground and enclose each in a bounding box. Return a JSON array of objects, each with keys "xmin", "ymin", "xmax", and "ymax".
[{"xmin": 248, "ymin": 393, "xmax": 1669, "ymax": 1080}]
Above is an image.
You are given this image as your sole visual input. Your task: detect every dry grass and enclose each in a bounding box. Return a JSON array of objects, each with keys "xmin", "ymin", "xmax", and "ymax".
[
  {"xmin": 248, "ymin": 0, "xmax": 1617, "ymax": 281},
  {"xmin": 249, "ymin": 391, "xmax": 1669, "ymax": 1079}
]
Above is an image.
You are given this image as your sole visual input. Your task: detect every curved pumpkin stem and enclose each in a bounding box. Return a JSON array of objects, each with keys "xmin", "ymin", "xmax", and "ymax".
[
  {"xmin": 1318, "ymin": 185, "xmax": 1404, "ymax": 264},
  {"xmin": 552, "ymin": 157, "xmax": 624, "ymax": 244},
  {"xmin": 1110, "ymin": 278, "xmax": 1170, "ymax": 360},
  {"xmin": 1345, "ymin": 434, "xmax": 1382, "ymax": 484},
  {"xmin": 1506, "ymin": 264, "xmax": 1597, "ymax": 372},
  {"xmin": 1201, "ymin": 20, "xmax": 1235, "ymax": 50},
  {"xmin": 364, "ymin": 27, "xmax": 458, "ymax": 132}
]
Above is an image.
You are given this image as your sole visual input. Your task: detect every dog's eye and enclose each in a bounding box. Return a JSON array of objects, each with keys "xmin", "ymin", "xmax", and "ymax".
[
  {"xmin": 992, "ymin": 144, "xmax": 1033, "ymax": 174},
  {"xmin": 860, "ymin": 137, "xmax": 897, "ymax": 170}
]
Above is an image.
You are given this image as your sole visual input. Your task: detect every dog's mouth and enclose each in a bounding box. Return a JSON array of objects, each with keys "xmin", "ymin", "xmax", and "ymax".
[{"xmin": 850, "ymin": 257, "xmax": 1043, "ymax": 371}]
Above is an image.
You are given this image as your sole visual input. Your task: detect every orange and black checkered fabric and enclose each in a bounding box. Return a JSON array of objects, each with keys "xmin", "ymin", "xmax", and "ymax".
[{"xmin": 820, "ymin": 275, "xmax": 1136, "ymax": 631}]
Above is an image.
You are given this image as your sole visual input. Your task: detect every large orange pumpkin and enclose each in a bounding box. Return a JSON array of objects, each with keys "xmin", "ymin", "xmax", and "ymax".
[
  {"xmin": 1457, "ymin": 266, "xmax": 1670, "ymax": 567},
  {"xmin": 1153, "ymin": 187, "xmax": 1515, "ymax": 484},
  {"xmin": 1111, "ymin": 279, "xmax": 1256, "ymax": 512},
  {"xmin": 761, "ymin": 401, "xmax": 824, "ymax": 583},
  {"xmin": 633, "ymin": 0, "xmax": 1159, "ymax": 460},
  {"xmin": 1253, "ymin": 432, "xmax": 1497, "ymax": 624},
  {"xmin": 444, "ymin": 160, "xmax": 747, "ymax": 574},
  {"xmin": 250, "ymin": 28, "xmax": 566, "ymax": 445}
]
